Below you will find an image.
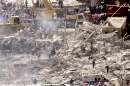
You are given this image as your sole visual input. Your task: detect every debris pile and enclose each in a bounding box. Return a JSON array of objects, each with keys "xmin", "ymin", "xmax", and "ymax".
[
  {"xmin": 38, "ymin": 22, "xmax": 130, "ymax": 85},
  {"xmin": 0, "ymin": 22, "xmax": 130, "ymax": 85},
  {"xmin": 0, "ymin": 27, "xmax": 63, "ymax": 55},
  {"xmin": 0, "ymin": 27, "xmax": 65, "ymax": 84}
]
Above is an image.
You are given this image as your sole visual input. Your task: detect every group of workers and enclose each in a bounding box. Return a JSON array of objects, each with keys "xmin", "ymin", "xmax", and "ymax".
[
  {"xmin": 91, "ymin": 57, "xmax": 110, "ymax": 73},
  {"xmin": 79, "ymin": 41, "xmax": 110, "ymax": 73}
]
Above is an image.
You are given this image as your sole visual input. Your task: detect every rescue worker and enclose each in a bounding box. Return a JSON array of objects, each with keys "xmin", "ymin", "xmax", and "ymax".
[
  {"xmin": 92, "ymin": 59, "xmax": 96, "ymax": 68},
  {"xmin": 105, "ymin": 65, "xmax": 109, "ymax": 73}
]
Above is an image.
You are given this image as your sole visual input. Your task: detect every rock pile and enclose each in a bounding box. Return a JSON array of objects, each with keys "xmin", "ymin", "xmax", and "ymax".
[
  {"xmin": 0, "ymin": 22, "xmax": 130, "ymax": 85},
  {"xmin": 39, "ymin": 23, "xmax": 130, "ymax": 85}
]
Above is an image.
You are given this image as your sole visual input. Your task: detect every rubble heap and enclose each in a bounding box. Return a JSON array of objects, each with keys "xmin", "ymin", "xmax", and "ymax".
[
  {"xmin": 0, "ymin": 22, "xmax": 130, "ymax": 85},
  {"xmin": 0, "ymin": 27, "xmax": 64, "ymax": 84},
  {"xmin": 0, "ymin": 27, "xmax": 63, "ymax": 55},
  {"xmin": 39, "ymin": 22, "xmax": 130, "ymax": 85}
]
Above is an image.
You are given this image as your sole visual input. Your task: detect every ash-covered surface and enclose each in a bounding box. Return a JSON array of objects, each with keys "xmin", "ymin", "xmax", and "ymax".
[
  {"xmin": 0, "ymin": 27, "xmax": 64, "ymax": 84},
  {"xmin": 0, "ymin": 22, "xmax": 130, "ymax": 85}
]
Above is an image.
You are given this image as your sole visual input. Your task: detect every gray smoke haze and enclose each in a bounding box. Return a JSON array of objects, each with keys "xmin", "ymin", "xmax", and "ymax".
[
  {"xmin": 0, "ymin": 15, "xmax": 6, "ymax": 24},
  {"xmin": 39, "ymin": 20, "xmax": 58, "ymax": 30},
  {"xmin": 0, "ymin": 18, "xmax": 64, "ymax": 84},
  {"xmin": 0, "ymin": 9, "xmax": 65, "ymax": 84}
]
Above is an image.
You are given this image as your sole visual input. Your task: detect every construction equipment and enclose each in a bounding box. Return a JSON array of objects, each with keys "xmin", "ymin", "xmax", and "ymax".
[
  {"xmin": 0, "ymin": 15, "xmax": 32, "ymax": 30},
  {"xmin": 32, "ymin": 0, "xmax": 86, "ymax": 17},
  {"xmin": 9, "ymin": 16, "xmax": 20, "ymax": 24},
  {"xmin": 32, "ymin": 0, "xmax": 61, "ymax": 17},
  {"xmin": 43, "ymin": 0, "xmax": 54, "ymax": 11},
  {"xmin": 32, "ymin": 0, "xmax": 86, "ymax": 28}
]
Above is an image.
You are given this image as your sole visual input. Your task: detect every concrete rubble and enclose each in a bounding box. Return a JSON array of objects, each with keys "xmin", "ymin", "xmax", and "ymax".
[
  {"xmin": 0, "ymin": 21, "xmax": 130, "ymax": 85},
  {"xmin": 0, "ymin": 0, "xmax": 129, "ymax": 86},
  {"xmin": 0, "ymin": 27, "xmax": 64, "ymax": 84},
  {"xmin": 0, "ymin": 19, "xmax": 129, "ymax": 86}
]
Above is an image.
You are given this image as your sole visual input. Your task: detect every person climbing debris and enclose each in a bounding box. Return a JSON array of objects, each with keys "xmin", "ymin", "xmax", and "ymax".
[
  {"xmin": 105, "ymin": 65, "xmax": 110, "ymax": 73},
  {"xmin": 92, "ymin": 59, "xmax": 96, "ymax": 68}
]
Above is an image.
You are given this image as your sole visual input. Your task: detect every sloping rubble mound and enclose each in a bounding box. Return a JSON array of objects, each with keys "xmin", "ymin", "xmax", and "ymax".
[
  {"xmin": 0, "ymin": 23, "xmax": 130, "ymax": 85},
  {"xmin": 38, "ymin": 24, "xmax": 130, "ymax": 85}
]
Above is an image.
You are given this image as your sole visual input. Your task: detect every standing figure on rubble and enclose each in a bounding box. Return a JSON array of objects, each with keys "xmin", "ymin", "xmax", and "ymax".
[
  {"xmin": 58, "ymin": 0, "xmax": 63, "ymax": 8},
  {"xmin": 105, "ymin": 65, "xmax": 110, "ymax": 73},
  {"xmin": 92, "ymin": 59, "xmax": 96, "ymax": 68}
]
